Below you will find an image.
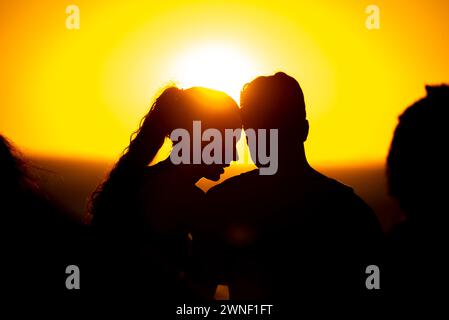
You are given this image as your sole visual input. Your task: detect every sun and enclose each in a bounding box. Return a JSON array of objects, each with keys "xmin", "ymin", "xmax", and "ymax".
[
  {"xmin": 170, "ymin": 43, "xmax": 258, "ymax": 103},
  {"xmin": 151, "ymin": 43, "xmax": 259, "ymax": 180}
]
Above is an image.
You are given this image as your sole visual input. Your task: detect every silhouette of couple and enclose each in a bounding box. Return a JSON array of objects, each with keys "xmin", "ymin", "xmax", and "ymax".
[
  {"xmin": 2, "ymin": 73, "xmax": 448, "ymax": 307},
  {"xmin": 88, "ymin": 72, "xmax": 382, "ymax": 302}
]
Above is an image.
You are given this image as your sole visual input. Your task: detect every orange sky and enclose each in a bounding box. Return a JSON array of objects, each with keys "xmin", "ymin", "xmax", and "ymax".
[{"xmin": 1, "ymin": 0, "xmax": 448, "ymax": 167}]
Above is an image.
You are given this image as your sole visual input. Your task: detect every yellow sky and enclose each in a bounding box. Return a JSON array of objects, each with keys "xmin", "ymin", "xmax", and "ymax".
[{"xmin": 1, "ymin": 0, "xmax": 448, "ymax": 166}]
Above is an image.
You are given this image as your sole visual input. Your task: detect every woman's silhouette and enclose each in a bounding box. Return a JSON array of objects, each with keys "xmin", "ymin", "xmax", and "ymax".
[{"xmin": 89, "ymin": 87, "xmax": 241, "ymax": 301}]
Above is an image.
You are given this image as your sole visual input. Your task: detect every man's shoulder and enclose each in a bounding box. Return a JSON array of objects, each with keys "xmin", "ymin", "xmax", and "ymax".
[
  {"xmin": 208, "ymin": 167, "xmax": 356, "ymax": 198},
  {"xmin": 305, "ymin": 168, "xmax": 355, "ymax": 196},
  {"xmin": 307, "ymin": 169, "xmax": 376, "ymax": 215},
  {"xmin": 307, "ymin": 169, "xmax": 383, "ymax": 239}
]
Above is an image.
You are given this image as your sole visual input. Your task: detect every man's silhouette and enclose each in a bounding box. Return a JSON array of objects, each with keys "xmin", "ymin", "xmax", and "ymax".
[
  {"xmin": 385, "ymin": 85, "xmax": 449, "ymax": 299},
  {"xmin": 206, "ymin": 72, "xmax": 382, "ymax": 301}
]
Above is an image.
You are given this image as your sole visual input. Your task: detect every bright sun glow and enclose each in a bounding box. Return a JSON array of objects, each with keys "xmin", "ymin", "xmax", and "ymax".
[
  {"xmin": 152, "ymin": 44, "xmax": 259, "ymax": 186},
  {"xmin": 3, "ymin": 1, "xmax": 449, "ymax": 166},
  {"xmin": 171, "ymin": 44, "xmax": 258, "ymax": 102}
]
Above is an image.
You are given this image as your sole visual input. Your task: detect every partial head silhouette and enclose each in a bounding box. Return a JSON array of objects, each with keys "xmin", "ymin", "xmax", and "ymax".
[
  {"xmin": 0, "ymin": 135, "xmax": 35, "ymax": 194},
  {"xmin": 387, "ymin": 85, "xmax": 449, "ymax": 219}
]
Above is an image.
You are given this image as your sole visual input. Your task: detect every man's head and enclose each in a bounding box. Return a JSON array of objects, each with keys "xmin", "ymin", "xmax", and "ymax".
[
  {"xmin": 240, "ymin": 72, "xmax": 309, "ymax": 170},
  {"xmin": 241, "ymin": 72, "xmax": 308, "ymax": 142}
]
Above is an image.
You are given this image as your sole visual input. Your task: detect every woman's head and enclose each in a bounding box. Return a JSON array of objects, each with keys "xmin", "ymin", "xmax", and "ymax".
[
  {"xmin": 109, "ymin": 86, "xmax": 242, "ymax": 180},
  {"xmin": 90, "ymin": 86, "xmax": 241, "ymax": 219},
  {"xmin": 126, "ymin": 86, "xmax": 241, "ymax": 181}
]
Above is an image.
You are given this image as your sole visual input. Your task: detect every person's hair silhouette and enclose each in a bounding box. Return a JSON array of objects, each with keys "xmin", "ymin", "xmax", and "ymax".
[
  {"xmin": 0, "ymin": 135, "xmax": 37, "ymax": 195},
  {"xmin": 386, "ymin": 85, "xmax": 449, "ymax": 297},
  {"xmin": 205, "ymin": 72, "xmax": 382, "ymax": 302},
  {"xmin": 89, "ymin": 87, "xmax": 241, "ymax": 301}
]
